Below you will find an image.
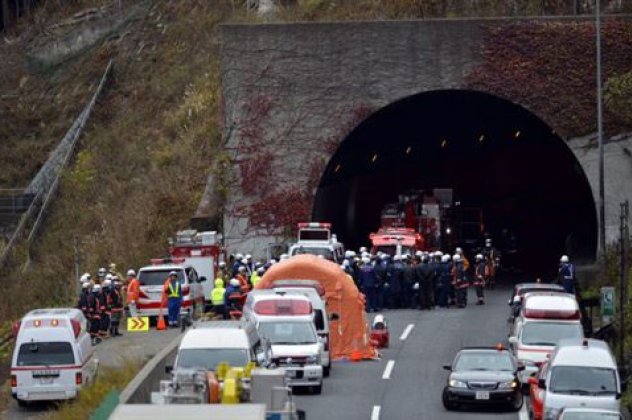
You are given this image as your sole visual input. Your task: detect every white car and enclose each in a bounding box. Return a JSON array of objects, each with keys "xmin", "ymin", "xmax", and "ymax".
[
  {"xmin": 136, "ymin": 259, "xmax": 206, "ymax": 320},
  {"xmin": 289, "ymin": 222, "xmax": 345, "ymax": 263},
  {"xmin": 11, "ymin": 308, "xmax": 98, "ymax": 405},
  {"xmin": 541, "ymin": 339, "xmax": 622, "ymax": 420}
]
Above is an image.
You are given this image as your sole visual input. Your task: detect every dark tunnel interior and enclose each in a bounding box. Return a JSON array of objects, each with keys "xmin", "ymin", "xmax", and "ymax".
[{"xmin": 313, "ymin": 90, "xmax": 597, "ymax": 277}]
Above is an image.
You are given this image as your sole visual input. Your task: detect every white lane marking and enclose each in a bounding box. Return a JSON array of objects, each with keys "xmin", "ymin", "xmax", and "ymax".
[
  {"xmin": 399, "ymin": 323, "xmax": 415, "ymax": 340},
  {"xmin": 370, "ymin": 405, "xmax": 381, "ymax": 420},
  {"xmin": 382, "ymin": 360, "xmax": 395, "ymax": 379},
  {"xmin": 518, "ymin": 402, "xmax": 528, "ymax": 420}
]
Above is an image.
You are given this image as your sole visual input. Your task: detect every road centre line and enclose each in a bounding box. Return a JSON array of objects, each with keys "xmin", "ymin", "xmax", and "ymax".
[
  {"xmin": 382, "ymin": 360, "xmax": 395, "ymax": 379},
  {"xmin": 370, "ymin": 405, "xmax": 381, "ymax": 420},
  {"xmin": 518, "ymin": 403, "xmax": 528, "ymax": 420},
  {"xmin": 399, "ymin": 323, "xmax": 415, "ymax": 340}
]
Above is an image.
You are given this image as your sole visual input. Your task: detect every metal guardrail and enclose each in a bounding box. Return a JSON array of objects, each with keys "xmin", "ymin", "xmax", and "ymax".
[{"xmin": 0, "ymin": 59, "xmax": 113, "ymax": 272}]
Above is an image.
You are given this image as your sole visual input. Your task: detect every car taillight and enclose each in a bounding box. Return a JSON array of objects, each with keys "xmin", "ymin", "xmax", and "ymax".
[
  {"xmin": 11, "ymin": 321, "xmax": 21, "ymax": 338},
  {"xmin": 10, "ymin": 375, "xmax": 17, "ymax": 387},
  {"xmin": 182, "ymin": 285, "xmax": 190, "ymax": 296},
  {"xmin": 75, "ymin": 372, "xmax": 82, "ymax": 385},
  {"xmin": 71, "ymin": 319, "xmax": 81, "ymax": 338}
]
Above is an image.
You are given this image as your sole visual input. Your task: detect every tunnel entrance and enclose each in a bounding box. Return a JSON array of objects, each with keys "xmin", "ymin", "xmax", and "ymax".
[{"xmin": 313, "ymin": 90, "xmax": 597, "ymax": 276}]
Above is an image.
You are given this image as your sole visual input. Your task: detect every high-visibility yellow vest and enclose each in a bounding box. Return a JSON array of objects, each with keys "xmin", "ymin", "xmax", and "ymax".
[
  {"xmin": 211, "ymin": 287, "xmax": 226, "ymax": 305},
  {"xmin": 168, "ymin": 281, "xmax": 180, "ymax": 298},
  {"xmin": 250, "ymin": 274, "xmax": 261, "ymax": 287}
]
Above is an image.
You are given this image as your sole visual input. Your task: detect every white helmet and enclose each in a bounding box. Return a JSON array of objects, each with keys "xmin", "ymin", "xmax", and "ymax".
[
  {"xmin": 453, "ymin": 254, "xmax": 461, "ymax": 262},
  {"xmin": 103, "ymin": 279, "xmax": 112, "ymax": 287},
  {"xmin": 393, "ymin": 255, "xmax": 401, "ymax": 261},
  {"xmin": 280, "ymin": 254, "xmax": 289, "ymax": 260},
  {"xmin": 415, "ymin": 251, "xmax": 423, "ymax": 257},
  {"xmin": 80, "ymin": 274, "xmax": 89, "ymax": 282},
  {"xmin": 270, "ymin": 259, "xmax": 277, "ymax": 265},
  {"xmin": 93, "ymin": 284, "xmax": 102, "ymax": 292},
  {"xmin": 238, "ymin": 266, "xmax": 246, "ymax": 272},
  {"xmin": 476, "ymin": 254, "xmax": 483, "ymax": 261},
  {"xmin": 380, "ymin": 253, "xmax": 389, "ymax": 260},
  {"xmin": 219, "ymin": 261, "xmax": 226, "ymax": 268},
  {"xmin": 342, "ymin": 259, "xmax": 350, "ymax": 267},
  {"xmin": 127, "ymin": 269, "xmax": 136, "ymax": 277},
  {"xmin": 257, "ymin": 267, "xmax": 265, "ymax": 274},
  {"xmin": 560, "ymin": 255, "xmax": 570, "ymax": 263},
  {"xmin": 230, "ymin": 278, "xmax": 240, "ymax": 287},
  {"xmin": 105, "ymin": 273, "xmax": 114, "ymax": 281},
  {"xmin": 241, "ymin": 258, "xmax": 248, "ymax": 264},
  {"xmin": 245, "ymin": 254, "xmax": 252, "ymax": 260},
  {"xmin": 98, "ymin": 267, "xmax": 106, "ymax": 276},
  {"xmin": 362, "ymin": 257, "xmax": 371, "ymax": 264},
  {"xmin": 235, "ymin": 253, "xmax": 243, "ymax": 260},
  {"xmin": 345, "ymin": 250, "xmax": 354, "ymax": 258},
  {"xmin": 441, "ymin": 255, "xmax": 451, "ymax": 263},
  {"xmin": 455, "ymin": 247, "xmax": 463, "ymax": 255},
  {"xmin": 81, "ymin": 282, "xmax": 90, "ymax": 289},
  {"xmin": 359, "ymin": 247, "xmax": 368, "ymax": 254}
]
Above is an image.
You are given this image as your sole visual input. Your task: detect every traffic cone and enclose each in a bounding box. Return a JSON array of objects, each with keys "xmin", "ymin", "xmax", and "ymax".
[{"xmin": 157, "ymin": 308, "xmax": 166, "ymax": 331}]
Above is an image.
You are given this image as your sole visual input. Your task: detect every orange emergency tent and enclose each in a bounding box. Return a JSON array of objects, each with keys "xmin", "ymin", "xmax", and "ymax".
[{"xmin": 256, "ymin": 255, "xmax": 377, "ymax": 361}]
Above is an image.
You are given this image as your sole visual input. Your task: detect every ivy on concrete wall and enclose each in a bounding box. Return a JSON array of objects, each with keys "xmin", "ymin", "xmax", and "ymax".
[{"xmin": 466, "ymin": 20, "xmax": 632, "ymax": 138}]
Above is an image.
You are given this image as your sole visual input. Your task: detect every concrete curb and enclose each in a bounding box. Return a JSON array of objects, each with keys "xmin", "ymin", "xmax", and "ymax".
[{"xmin": 119, "ymin": 330, "xmax": 183, "ymax": 404}]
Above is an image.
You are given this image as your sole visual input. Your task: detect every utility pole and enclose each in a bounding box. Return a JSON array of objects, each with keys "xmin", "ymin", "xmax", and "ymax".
[
  {"xmin": 620, "ymin": 201, "xmax": 629, "ymax": 365},
  {"xmin": 596, "ymin": 0, "xmax": 607, "ymax": 260}
]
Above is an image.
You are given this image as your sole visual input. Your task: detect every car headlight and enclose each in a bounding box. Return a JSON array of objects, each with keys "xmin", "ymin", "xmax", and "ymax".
[
  {"xmin": 498, "ymin": 380, "xmax": 519, "ymax": 389},
  {"xmin": 306, "ymin": 355, "xmax": 319, "ymax": 365},
  {"xmin": 544, "ymin": 408, "xmax": 561, "ymax": 420},
  {"xmin": 448, "ymin": 379, "xmax": 467, "ymax": 388}
]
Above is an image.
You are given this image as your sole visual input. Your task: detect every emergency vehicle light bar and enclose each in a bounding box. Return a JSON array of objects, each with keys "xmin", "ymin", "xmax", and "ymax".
[
  {"xmin": 523, "ymin": 308, "xmax": 580, "ymax": 320},
  {"xmin": 254, "ymin": 299, "xmax": 312, "ymax": 316},
  {"xmin": 297, "ymin": 222, "xmax": 331, "ymax": 229}
]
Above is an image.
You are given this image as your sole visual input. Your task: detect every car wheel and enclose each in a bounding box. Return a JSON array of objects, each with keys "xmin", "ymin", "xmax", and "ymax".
[
  {"xmin": 17, "ymin": 399, "xmax": 28, "ymax": 408},
  {"xmin": 442, "ymin": 389, "xmax": 457, "ymax": 411},
  {"xmin": 324, "ymin": 364, "xmax": 330, "ymax": 377},
  {"xmin": 312, "ymin": 385, "xmax": 322, "ymax": 395},
  {"xmin": 511, "ymin": 391, "xmax": 524, "ymax": 411}
]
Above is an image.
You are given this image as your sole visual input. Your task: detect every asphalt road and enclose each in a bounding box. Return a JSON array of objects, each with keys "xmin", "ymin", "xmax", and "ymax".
[
  {"xmin": 3, "ymin": 324, "xmax": 181, "ymax": 419},
  {"xmin": 295, "ymin": 281, "xmax": 526, "ymax": 420}
]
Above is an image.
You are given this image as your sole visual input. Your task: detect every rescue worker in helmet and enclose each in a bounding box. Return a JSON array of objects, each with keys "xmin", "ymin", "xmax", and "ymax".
[
  {"xmin": 473, "ymin": 254, "xmax": 486, "ymax": 305},
  {"xmin": 558, "ymin": 255, "xmax": 575, "ymax": 294},
  {"xmin": 390, "ymin": 255, "xmax": 404, "ymax": 309},
  {"xmin": 225, "ymin": 278, "xmax": 244, "ymax": 319},
  {"xmin": 88, "ymin": 284, "xmax": 103, "ymax": 345},
  {"xmin": 211, "ymin": 278, "xmax": 227, "ymax": 319},
  {"xmin": 452, "ymin": 254, "xmax": 468, "ymax": 308},
  {"xmin": 251, "ymin": 267, "xmax": 265, "ymax": 288},
  {"xmin": 231, "ymin": 253, "xmax": 244, "ymax": 277},
  {"xmin": 78, "ymin": 280, "xmax": 91, "ymax": 322},
  {"xmin": 402, "ymin": 254, "xmax": 416, "ymax": 309},
  {"xmin": 437, "ymin": 254, "xmax": 452, "ymax": 308},
  {"xmin": 483, "ymin": 239, "xmax": 500, "ymax": 289},
  {"xmin": 416, "ymin": 254, "xmax": 434, "ymax": 310},
  {"xmin": 109, "ymin": 279, "xmax": 124, "ymax": 336},
  {"xmin": 236, "ymin": 266, "xmax": 250, "ymax": 292},
  {"xmin": 374, "ymin": 253, "xmax": 389, "ymax": 312},
  {"xmin": 217, "ymin": 261, "xmax": 228, "ymax": 281},
  {"xmin": 161, "ymin": 271, "xmax": 183, "ymax": 328},
  {"xmin": 359, "ymin": 257, "xmax": 377, "ymax": 313},
  {"xmin": 126, "ymin": 269, "xmax": 140, "ymax": 318},
  {"xmin": 101, "ymin": 275, "xmax": 113, "ymax": 338},
  {"xmin": 96, "ymin": 267, "xmax": 107, "ymax": 285}
]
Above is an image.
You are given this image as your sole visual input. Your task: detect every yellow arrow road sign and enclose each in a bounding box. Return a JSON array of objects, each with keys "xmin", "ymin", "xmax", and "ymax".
[{"xmin": 127, "ymin": 316, "xmax": 149, "ymax": 332}]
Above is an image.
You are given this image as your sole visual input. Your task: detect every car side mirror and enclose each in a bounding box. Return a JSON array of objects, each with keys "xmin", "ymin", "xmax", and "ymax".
[
  {"xmin": 165, "ymin": 365, "xmax": 173, "ymax": 374},
  {"xmin": 538, "ymin": 378, "xmax": 546, "ymax": 390},
  {"xmin": 516, "ymin": 365, "xmax": 526, "ymax": 372},
  {"xmin": 508, "ymin": 336, "xmax": 518, "ymax": 344},
  {"xmin": 442, "ymin": 365, "xmax": 452, "ymax": 371},
  {"xmin": 200, "ymin": 276, "xmax": 207, "ymax": 283}
]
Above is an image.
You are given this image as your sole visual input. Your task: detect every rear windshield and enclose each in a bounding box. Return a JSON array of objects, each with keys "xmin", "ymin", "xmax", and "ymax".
[
  {"xmin": 291, "ymin": 247, "xmax": 333, "ymax": 260},
  {"xmin": 176, "ymin": 348, "xmax": 249, "ymax": 371},
  {"xmin": 17, "ymin": 342, "xmax": 75, "ymax": 366},
  {"xmin": 521, "ymin": 322, "xmax": 583, "ymax": 346},
  {"xmin": 550, "ymin": 366, "xmax": 617, "ymax": 395},
  {"xmin": 139, "ymin": 269, "xmax": 184, "ymax": 286},
  {"xmin": 561, "ymin": 412, "xmax": 621, "ymax": 420},
  {"xmin": 258, "ymin": 321, "xmax": 317, "ymax": 345}
]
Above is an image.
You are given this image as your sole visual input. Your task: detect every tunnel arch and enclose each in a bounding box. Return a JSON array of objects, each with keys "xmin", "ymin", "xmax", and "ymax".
[{"xmin": 313, "ymin": 90, "xmax": 597, "ymax": 275}]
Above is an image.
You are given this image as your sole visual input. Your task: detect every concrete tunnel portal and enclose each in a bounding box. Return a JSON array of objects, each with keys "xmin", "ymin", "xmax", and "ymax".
[{"xmin": 312, "ymin": 90, "xmax": 597, "ymax": 276}]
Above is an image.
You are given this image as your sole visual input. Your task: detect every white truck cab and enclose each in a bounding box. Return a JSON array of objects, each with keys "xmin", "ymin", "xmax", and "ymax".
[
  {"xmin": 243, "ymin": 293, "xmax": 324, "ymax": 394},
  {"xmin": 136, "ymin": 259, "xmax": 205, "ymax": 319},
  {"xmin": 289, "ymin": 222, "xmax": 344, "ymax": 263},
  {"xmin": 509, "ymin": 292, "xmax": 583, "ymax": 382},
  {"xmin": 541, "ymin": 339, "xmax": 622, "ymax": 420},
  {"xmin": 11, "ymin": 308, "xmax": 98, "ymax": 405}
]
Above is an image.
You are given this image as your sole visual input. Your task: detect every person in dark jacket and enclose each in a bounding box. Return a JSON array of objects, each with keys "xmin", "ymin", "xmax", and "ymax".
[
  {"xmin": 402, "ymin": 255, "xmax": 416, "ymax": 309},
  {"xmin": 390, "ymin": 255, "xmax": 404, "ymax": 309},
  {"xmin": 437, "ymin": 255, "xmax": 452, "ymax": 308},
  {"xmin": 374, "ymin": 254, "xmax": 388, "ymax": 311},
  {"xmin": 452, "ymin": 255, "xmax": 469, "ymax": 308},
  {"xmin": 416, "ymin": 255, "xmax": 435, "ymax": 310},
  {"xmin": 473, "ymin": 254, "xmax": 486, "ymax": 305},
  {"xmin": 359, "ymin": 257, "xmax": 378, "ymax": 312}
]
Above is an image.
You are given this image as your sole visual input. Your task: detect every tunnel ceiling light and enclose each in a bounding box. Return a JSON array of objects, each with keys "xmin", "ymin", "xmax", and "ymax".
[
  {"xmin": 479, "ymin": 134, "xmax": 485, "ymax": 143},
  {"xmin": 441, "ymin": 139, "xmax": 447, "ymax": 148},
  {"xmin": 334, "ymin": 164, "xmax": 341, "ymax": 173},
  {"xmin": 371, "ymin": 153, "xmax": 378, "ymax": 163},
  {"xmin": 515, "ymin": 130, "xmax": 521, "ymax": 139},
  {"xmin": 405, "ymin": 146, "xmax": 412, "ymax": 155}
]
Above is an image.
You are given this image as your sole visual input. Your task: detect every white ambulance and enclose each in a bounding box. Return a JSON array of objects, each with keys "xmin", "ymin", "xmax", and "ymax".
[
  {"xmin": 10, "ymin": 308, "xmax": 98, "ymax": 406},
  {"xmin": 289, "ymin": 223, "xmax": 345, "ymax": 263}
]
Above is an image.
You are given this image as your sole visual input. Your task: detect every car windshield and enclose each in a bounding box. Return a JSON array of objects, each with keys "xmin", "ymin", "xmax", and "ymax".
[
  {"xmin": 291, "ymin": 247, "xmax": 334, "ymax": 260},
  {"xmin": 521, "ymin": 322, "xmax": 583, "ymax": 346},
  {"xmin": 17, "ymin": 342, "xmax": 75, "ymax": 366},
  {"xmin": 454, "ymin": 352, "xmax": 514, "ymax": 371},
  {"xmin": 561, "ymin": 412, "xmax": 621, "ymax": 420},
  {"xmin": 258, "ymin": 321, "xmax": 317, "ymax": 345},
  {"xmin": 550, "ymin": 366, "xmax": 617, "ymax": 395},
  {"xmin": 139, "ymin": 269, "xmax": 184, "ymax": 286},
  {"xmin": 176, "ymin": 348, "xmax": 249, "ymax": 371}
]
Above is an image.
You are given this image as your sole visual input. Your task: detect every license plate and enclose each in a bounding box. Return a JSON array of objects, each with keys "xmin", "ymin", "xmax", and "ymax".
[
  {"xmin": 32, "ymin": 370, "xmax": 60, "ymax": 378},
  {"xmin": 475, "ymin": 391, "xmax": 490, "ymax": 400}
]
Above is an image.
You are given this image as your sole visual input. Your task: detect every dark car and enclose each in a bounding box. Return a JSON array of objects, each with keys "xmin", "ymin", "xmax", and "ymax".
[{"xmin": 442, "ymin": 346, "xmax": 524, "ymax": 411}]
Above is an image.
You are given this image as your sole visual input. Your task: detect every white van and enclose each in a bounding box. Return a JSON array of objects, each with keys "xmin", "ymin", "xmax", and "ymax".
[
  {"xmin": 509, "ymin": 292, "xmax": 583, "ymax": 382},
  {"xmin": 249, "ymin": 283, "xmax": 331, "ymax": 376},
  {"xmin": 289, "ymin": 222, "xmax": 345, "ymax": 263},
  {"xmin": 11, "ymin": 308, "xmax": 98, "ymax": 406},
  {"xmin": 243, "ymin": 294, "xmax": 324, "ymax": 394},
  {"xmin": 540, "ymin": 339, "xmax": 622, "ymax": 420},
  {"xmin": 169, "ymin": 321, "xmax": 259, "ymax": 374},
  {"xmin": 136, "ymin": 259, "xmax": 205, "ymax": 320}
]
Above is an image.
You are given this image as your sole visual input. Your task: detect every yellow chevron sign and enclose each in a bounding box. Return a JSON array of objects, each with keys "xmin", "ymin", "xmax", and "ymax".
[{"xmin": 127, "ymin": 317, "xmax": 149, "ymax": 332}]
